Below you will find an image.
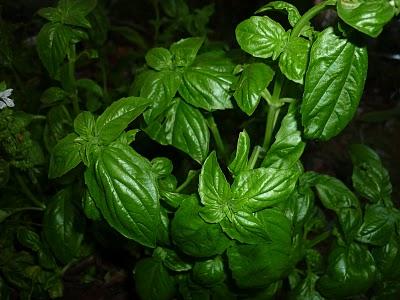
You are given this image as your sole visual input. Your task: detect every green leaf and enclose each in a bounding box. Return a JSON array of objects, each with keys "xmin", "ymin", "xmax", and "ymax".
[
  {"xmin": 337, "ymin": 0, "xmax": 395, "ymax": 38},
  {"xmin": 37, "ymin": 7, "xmax": 61, "ymax": 23},
  {"xmin": 90, "ymin": 143, "xmax": 160, "ymax": 247},
  {"xmin": 95, "ymin": 96, "xmax": 151, "ymax": 144},
  {"xmin": 227, "ymin": 242, "xmax": 296, "ymax": 289},
  {"xmin": 135, "ymin": 257, "xmax": 176, "ymax": 300},
  {"xmin": 231, "ymin": 166, "xmax": 301, "ymax": 212},
  {"xmin": 17, "ymin": 228, "xmax": 42, "ymax": 252},
  {"xmin": 312, "ymin": 173, "xmax": 362, "ymax": 240},
  {"xmin": 48, "ymin": 133, "xmax": 81, "ymax": 179},
  {"xmin": 192, "ymin": 256, "xmax": 225, "ymax": 287},
  {"xmin": 153, "ymin": 247, "xmax": 192, "ymax": 272},
  {"xmin": 58, "ymin": 0, "xmax": 97, "ymax": 28},
  {"xmin": 235, "ymin": 16, "xmax": 289, "ymax": 59},
  {"xmin": 356, "ymin": 204, "xmax": 395, "ymax": 246},
  {"xmin": 301, "ymin": 27, "xmax": 368, "ymax": 140},
  {"xmin": 199, "ymin": 151, "xmax": 231, "ymax": 223},
  {"xmin": 290, "ymin": 272, "xmax": 324, "ymax": 300},
  {"xmin": 40, "ymin": 87, "xmax": 69, "ymax": 105},
  {"xmin": 349, "ymin": 144, "xmax": 392, "ymax": 203},
  {"xmin": 279, "ymin": 37, "xmax": 310, "ymax": 84},
  {"xmin": 233, "ymin": 63, "xmax": 275, "ymax": 115},
  {"xmin": 151, "ymin": 157, "xmax": 174, "ymax": 177},
  {"xmin": 316, "ymin": 243, "xmax": 377, "ymax": 298},
  {"xmin": 262, "ymin": 103, "xmax": 305, "ymax": 169},
  {"xmin": 141, "ymin": 70, "xmax": 181, "ymax": 123},
  {"xmin": 145, "ymin": 47, "xmax": 173, "ymax": 71},
  {"xmin": 372, "ymin": 236, "xmax": 400, "ymax": 280},
  {"xmin": 170, "ymin": 37, "xmax": 204, "ymax": 67},
  {"xmin": 76, "ymin": 78, "xmax": 103, "ymax": 97},
  {"xmin": 36, "ymin": 23, "xmax": 74, "ymax": 77},
  {"xmin": 82, "ymin": 189, "xmax": 102, "ymax": 221},
  {"xmin": 255, "ymin": 1, "xmax": 301, "ymax": 27},
  {"xmin": 178, "ymin": 51, "xmax": 234, "ymax": 111},
  {"xmin": 221, "ymin": 208, "xmax": 292, "ymax": 245},
  {"xmin": 43, "ymin": 188, "xmax": 85, "ymax": 264},
  {"xmin": 229, "ymin": 131, "xmax": 250, "ymax": 176},
  {"xmin": 171, "ymin": 196, "xmax": 230, "ymax": 257},
  {"xmin": 145, "ymin": 98, "xmax": 209, "ymax": 163},
  {"xmin": 74, "ymin": 111, "xmax": 95, "ymax": 138}
]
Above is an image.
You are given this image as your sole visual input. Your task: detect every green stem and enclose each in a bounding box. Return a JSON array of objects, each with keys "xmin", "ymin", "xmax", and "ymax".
[
  {"xmin": 291, "ymin": 0, "xmax": 336, "ymax": 38},
  {"xmin": 68, "ymin": 45, "xmax": 80, "ymax": 116},
  {"xmin": 176, "ymin": 170, "xmax": 199, "ymax": 193},
  {"xmin": 152, "ymin": 0, "xmax": 161, "ymax": 44},
  {"xmin": 207, "ymin": 115, "xmax": 228, "ymax": 164},
  {"xmin": 262, "ymin": 73, "xmax": 284, "ymax": 150},
  {"xmin": 100, "ymin": 49, "xmax": 110, "ymax": 105},
  {"xmin": 15, "ymin": 172, "xmax": 45, "ymax": 209},
  {"xmin": 307, "ymin": 230, "xmax": 331, "ymax": 248},
  {"xmin": 248, "ymin": 145, "xmax": 263, "ymax": 169},
  {"xmin": 32, "ymin": 115, "xmax": 46, "ymax": 121}
]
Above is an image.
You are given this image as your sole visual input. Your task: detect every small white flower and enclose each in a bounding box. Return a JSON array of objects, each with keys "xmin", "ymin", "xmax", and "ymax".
[{"xmin": 0, "ymin": 89, "xmax": 15, "ymax": 110}]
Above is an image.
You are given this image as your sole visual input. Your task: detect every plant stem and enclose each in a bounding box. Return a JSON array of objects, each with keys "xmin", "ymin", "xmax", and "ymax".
[
  {"xmin": 15, "ymin": 172, "xmax": 45, "ymax": 209},
  {"xmin": 248, "ymin": 145, "xmax": 263, "ymax": 169},
  {"xmin": 291, "ymin": 0, "xmax": 336, "ymax": 38},
  {"xmin": 307, "ymin": 230, "xmax": 331, "ymax": 248},
  {"xmin": 262, "ymin": 73, "xmax": 284, "ymax": 150},
  {"xmin": 68, "ymin": 45, "xmax": 80, "ymax": 116},
  {"xmin": 100, "ymin": 50, "xmax": 111, "ymax": 105},
  {"xmin": 32, "ymin": 115, "xmax": 46, "ymax": 121},
  {"xmin": 207, "ymin": 115, "xmax": 228, "ymax": 164},
  {"xmin": 176, "ymin": 170, "xmax": 199, "ymax": 193}
]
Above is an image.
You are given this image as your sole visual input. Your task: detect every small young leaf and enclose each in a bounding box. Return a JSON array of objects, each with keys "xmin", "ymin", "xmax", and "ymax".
[
  {"xmin": 170, "ymin": 37, "xmax": 204, "ymax": 67},
  {"xmin": 145, "ymin": 47, "xmax": 173, "ymax": 71},
  {"xmin": 95, "ymin": 96, "xmax": 151, "ymax": 143},
  {"xmin": 199, "ymin": 151, "xmax": 231, "ymax": 223},
  {"xmin": 135, "ymin": 257, "xmax": 176, "ymax": 300},
  {"xmin": 233, "ymin": 63, "xmax": 275, "ymax": 115},
  {"xmin": 74, "ymin": 111, "xmax": 95, "ymax": 138},
  {"xmin": 48, "ymin": 133, "xmax": 81, "ymax": 179},
  {"xmin": 229, "ymin": 131, "xmax": 251, "ymax": 176},
  {"xmin": 192, "ymin": 256, "xmax": 225, "ymax": 287},
  {"xmin": 40, "ymin": 87, "xmax": 69, "ymax": 105},
  {"xmin": 76, "ymin": 78, "xmax": 103, "ymax": 97},
  {"xmin": 235, "ymin": 16, "xmax": 289, "ymax": 59},
  {"xmin": 255, "ymin": 1, "xmax": 301, "ymax": 27},
  {"xmin": 301, "ymin": 28, "xmax": 368, "ymax": 140},
  {"xmin": 279, "ymin": 37, "xmax": 310, "ymax": 84},
  {"xmin": 337, "ymin": 0, "xmax": 395, "ymax": 38},
  {"xmin": 153, "ymin": 247, "xmax": 192, "ymax": 272}
]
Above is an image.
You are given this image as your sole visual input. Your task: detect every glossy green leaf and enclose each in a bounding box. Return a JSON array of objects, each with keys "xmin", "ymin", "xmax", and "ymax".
[
  {"xmin": 95, "ymin": 96, "xmax": 151, "ymax": 143},
  {"xmin": 227, "ymin": 242, "xmax": 296, "ymax": 289},
  {"xmin": 74, "ymin": 111, "xmax": 95, "ymax": 138},
  {"xmin": 170, "ymin": 37, "xmax": 204, "ymax": 67},
  {"xmin": 48, "ymin": 133, "xmax": 81, "ymax": 179},
  {"xmin": 76, "ymin": 78, "xmax": 103, "ymax": 97},
  {"xmin": 135, "ymin": 257, "xmax": 176, "ymax": 300},
  {"xmin": 280, "ymin": 186, "xmax": 314, "ymax": 229},
  {"xmin": 145, "ymin": 98, "xmax": 209, "ymax": 163},
  {"xmin": 290, "ymin": 272, "xmax": 324, "ymax": 300},
  {"xmin": 301, "ymin": 27, "xmax": 368, "ymax": 140},
  {"xmin": 233, "ymin": 63, "xmax": 274, "ymax": 115},
  {"xmin": 192, "ymin": 256, "xmax": 225, "ymax": 287},
  {"xmin": 151, "ymin": 157, "xmax": 174, "ymax": 177},
  {"xmin": 43, "ymin": 188, "xmax": 85, "ymax": 264},
  {"xmin": 160, "ymin": 191, "xmax": 188, "ymax": 209},
  {"xmin": 90, "ymin": 143, "xmax": 160, "ymax": 247},
  {"xmin": 279, "ymin": 37, "xmax": 310, "ymax": 84},
  {"xmin": 157, "ymin": 207, "xmax": 171, "ymax": 246},
  {"xmin": 229, "ymin": 131, "xmax": 250, "ymax": 176},
  {"xmin": 199, "ymin": 151, "xmax": 231, "ymax": 223},
  {"xmin": 232, "ymin": 166, "xmax": 301, "ymax": 212},
  {"xmin": 178, "ymin": 51, "xmax": 234, "ymax": 111},
  {"xmin": 221, "ymin": 208, "xmax": 292, "ymax": 245},
  {"xmin": 372, "ymin": 236, "xmax": 400, "ymax": 280},
  {"xmin": 171, "ymin": 196, "xmax": 230, "ymax": 257},
  {"xmin": 37, "ymin": 7, "xmax": 61, "ymax": 23},
  {"xmin": 337, "ymin": 0, "xmax": 395, "ymax": 38},
  {"xmin": 356, "ymin": 204, "xmax": 395, "ymax": 246},
  {"xmin": 141, "ymin": 70, "xmax": 181, "ymax": 122},
  {"xmin": 153, "ymin": 247, "xmax": 192, "ymax": 272},
  {"xmin": 262, "ymin": 104, "xmax": 305, "ymax": 169},
  {"xmin": 145, "ymin": 47, "xmax": 173, "ymax": 71},
  {"xmin": 57, "ymin": 0, "xmax": 97, "ymax": 28},
  {"xmin": 235, "ymin": 16, "xmax": 288, "ymax": 59},
  {"xmin": 82, "ymin": 189, "xmax": 102, "ymax": 221},
  {"xmin": 316, "ymin": 243, "xmax": 376, "ymax": 298},
  {"xmin": 17, "ymin": 228, "xmax": 42, "ymax": 252},
  {"xmin": 349, "ymin": 144, "xmax": 392, "ymax": 203},
  {"xmin": 255, "ymin": 1, "xmax": 301, "ymax": 27},
  {"xmin": 36, "ymin": 23, "xmax": 73, "ymax": 77},
  {"xmin": 40, "ymin": 87, "xmax": 68, "ymax": 105}
]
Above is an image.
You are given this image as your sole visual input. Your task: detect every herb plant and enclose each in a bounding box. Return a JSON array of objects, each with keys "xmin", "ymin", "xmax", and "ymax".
[{"xmin": 1, "ymin": 0, "xmax": 400, "ymax": 298}]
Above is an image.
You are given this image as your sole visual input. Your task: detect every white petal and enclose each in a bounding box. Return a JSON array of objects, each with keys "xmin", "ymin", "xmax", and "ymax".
[
  {"xmin": 0, "ymin": 101, "xmax": 6, "ymax": 109},
  {"xmin": 0, "ymin": 89, "xmax": 13, "ymax": 99},
  {"xmin": 3, "ymin": 97, "xmax": 14, "ymax": 107}
]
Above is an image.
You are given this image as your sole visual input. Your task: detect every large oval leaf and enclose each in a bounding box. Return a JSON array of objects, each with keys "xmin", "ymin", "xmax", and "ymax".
[
  {"xmin": 301, "ymin": 28, "xmax": 368, "ymax": 140},
  {"xmin": 90, "ymin": 143, "xmax": 160, "ymax": 247},
  {"xmin": 43, "ymin": 188, "xmax": 85, "ymax": 264}
]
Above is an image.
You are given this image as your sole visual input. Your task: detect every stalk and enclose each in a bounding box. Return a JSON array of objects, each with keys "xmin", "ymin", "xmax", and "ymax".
[{"xmin": 206, "ymin": 115, "xmax": 228, "ymax": 164}]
